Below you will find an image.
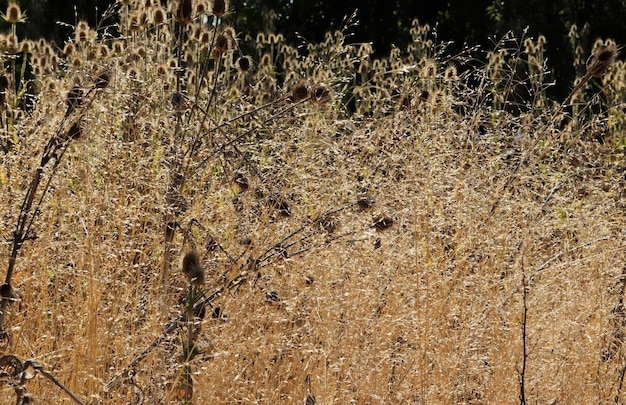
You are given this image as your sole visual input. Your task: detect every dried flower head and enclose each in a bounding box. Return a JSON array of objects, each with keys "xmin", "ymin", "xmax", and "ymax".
[
  {"xmin": 290, "ymin": 82, "xmax": 310, "ymax": 102},
  {"xmin": 211, "ymin": 0, "xmax": 227, "ymax": 17},
  {"xmin": 174, "ymin": 0, "xmax": 194, "ymax": 24},
  {"xmin": 182, "ymin": 250, "xmax": 205, "ymax": 286},
  {"xmin": 153, "ymin": 7, "xmax": 166, "ymax": 24},
  {"xmin": 236, "ymin": 56, "xmax": 253, "ymax": 72},
  {"xmin": 586, "ymin": 45, "xmax": 619, "ymax": 77},
  {"xmin": 213, "ymin": 33, "xmax": 230, "ymax": 54},
  {"xmin": 4, "ymin": 3, "xmax": 24, "ymax": 24}
]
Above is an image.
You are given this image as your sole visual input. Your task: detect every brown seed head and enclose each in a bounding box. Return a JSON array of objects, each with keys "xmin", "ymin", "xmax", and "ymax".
[
  {"xmin": 182, "ymin": 250, "xmax": 200, "ymax": 274},
  {"xmin": 587, "ymin": 45, "xmax": 619, "ymax": 78},
  {"xmin": 237, "ymin": 56, "xmax": 253, "ymax": 72},
  {"xmin": 211, "ymin": 0, "xmax": 227, "ymax": 17},
  {"xmin": 182, "ymin": 250, "xmax": 205, "ymax": 286},
  {"xmin": 213, "ymin": 33, "xmax": 230, "ymax": 54},
  {"xmin": 153, "ymin": 7, "xmax": 166, "ymax": 24},
  {"xmin": 5, "ymin": 3, "xmax": 22, "ymax": 24},
  {"xmin": 174, "ymin": 0, "xmax": 194, "ymax": 24},
  {"xmin": 290, "ymin": 82, "xmax": 310, "ymax": 102}
]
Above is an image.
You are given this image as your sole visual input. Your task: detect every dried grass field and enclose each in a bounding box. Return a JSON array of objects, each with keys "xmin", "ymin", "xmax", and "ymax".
[{"xmin": 0, "ymin": 1, "xmax": 625, "ymax": 404}]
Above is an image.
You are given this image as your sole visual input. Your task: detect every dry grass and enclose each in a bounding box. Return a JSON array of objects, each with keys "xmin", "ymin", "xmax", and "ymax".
[{"xmin": 0, "ymin": 2, "xmax": 625, "ymax": 404}]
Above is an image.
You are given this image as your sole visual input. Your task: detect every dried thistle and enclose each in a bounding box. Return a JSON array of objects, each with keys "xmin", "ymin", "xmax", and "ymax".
[
  {"xmin": 290, "ymin": 82, "xmax": 310, "ymax": 102},
  {"xmin": 586, "ymin": 45, "xmax": 619, "ymax": 78},
  {"xmin": 3, "ymin": 3, "xmax": 24, "ymax": 24},
  {"xmin": 213, "ymin": 32, "xmax": 230, "ymax": 54},
  {"xmin": 174, "ymin": 0, "xmax": 194, "ymax": 24},
  {"xmin": 236, "ymin": 56, "xmax": 253, "ymax": 72},
  {"xmin": 182, "ymin": 251, "xmax": 205, "ymax": 286},
  {"xmin": 211, "ymin": 0, "xmax": 227, "ymax": 18}
]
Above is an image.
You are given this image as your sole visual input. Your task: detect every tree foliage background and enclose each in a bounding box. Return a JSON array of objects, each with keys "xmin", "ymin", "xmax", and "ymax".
[{"xmin": 2, "ymin": 0, "xmax": 626, "ymax": 99}]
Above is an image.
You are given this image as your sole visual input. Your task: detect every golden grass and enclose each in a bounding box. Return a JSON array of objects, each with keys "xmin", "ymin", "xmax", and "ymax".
[{"xmin": 0, "ymin": 2, "xmax": 625, "ymax": 404}]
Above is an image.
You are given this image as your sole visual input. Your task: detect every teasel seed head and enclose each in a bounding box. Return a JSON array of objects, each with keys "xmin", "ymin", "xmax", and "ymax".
[
  {"xmin": 196, "ymin": 0, "xmax": 209, "ymax": 14},
  {"xmin": 153, "ymin": 7, "xmax": 166, "ymax": 24},
  {"xmin": 236, "ymin": 56, "xmax": 253, "ymax": 72},
  {"xmin": 213, "ymin": 32, "xmax": 230, "ymax": 54},
  {"xmin": 586, "ymin": 45, "xmax": 619, "ymax": 78},
  {"xmin": 211, "ymin": 0, "xmax": 227, "ymax": 18},
  {"xmin": 5, "ymin": 3, "xmax": 23, "ymax": 24},
  {"xmin": 182, "ymin": 250, "xmax": 205, "ymax": 286},
  {"xmin": 174, "ymin": 0, "xmax": 194, "ymax": 24},
  {"xmin": 290, "ymin": 82, "xmax": 310, "ymax": 102}
]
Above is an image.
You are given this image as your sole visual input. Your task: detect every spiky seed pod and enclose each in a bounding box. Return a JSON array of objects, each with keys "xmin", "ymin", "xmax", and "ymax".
[
  {"xmin": 587, "ymin": 46, "xmax": 619, "ymax": 78},
  {"xmin": 260, "ymin": 53, "xmax": 271, "ymax": 67},
  {"xmin": 19, "ymin": 40, "xmax": 31, "ymax": 54},
  {"xmin": 5, "ymin": 3, "xmax": 22, "ymax": 24},
  {"xmin": 71, "ymin": 56, "xmax": 82, "ymax": 67},
  {"xmin": 237, "ymin": 56, "xmax": 253, "ymax": 72},
  {"xmin": 199, "ymin": 30, "xmax": 211, "ymax": 44},
  {"xmin": 196, "ymin": 0, "xmax": 209, "ymax": 14},
  {"xmin": 112, "ymin": 40, "xmax": 124, "ymax": 54},
  {"xmin": 213, "ymin": 33, "xmax": 229, "ymax": 54},
  {"xmin": 153, "ymin": 7, "xmax": 166, "ymax": 24},
  {"xmin": 211, "ymin": 0, "xmax": 227, "ymax": 17},
  {"xmin": 290, "ymin": 82, "xmax": 309, "ymax": 102},
  {"xmin": 174, "ymin": 0, "xmax": 194, "ymax": 24},
  {"xmin": 63, "ymin": 42, "xmax": 75, "ymax": 56},
  {"xmin": 182, "ymin": 251, "xmax": 205, "ymax": 286}
]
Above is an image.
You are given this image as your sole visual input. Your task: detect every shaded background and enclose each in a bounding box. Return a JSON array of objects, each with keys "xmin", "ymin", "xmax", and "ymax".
[{"xmin": 2, "ymin": 0, "xmax": 626, "ymax": 99}]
